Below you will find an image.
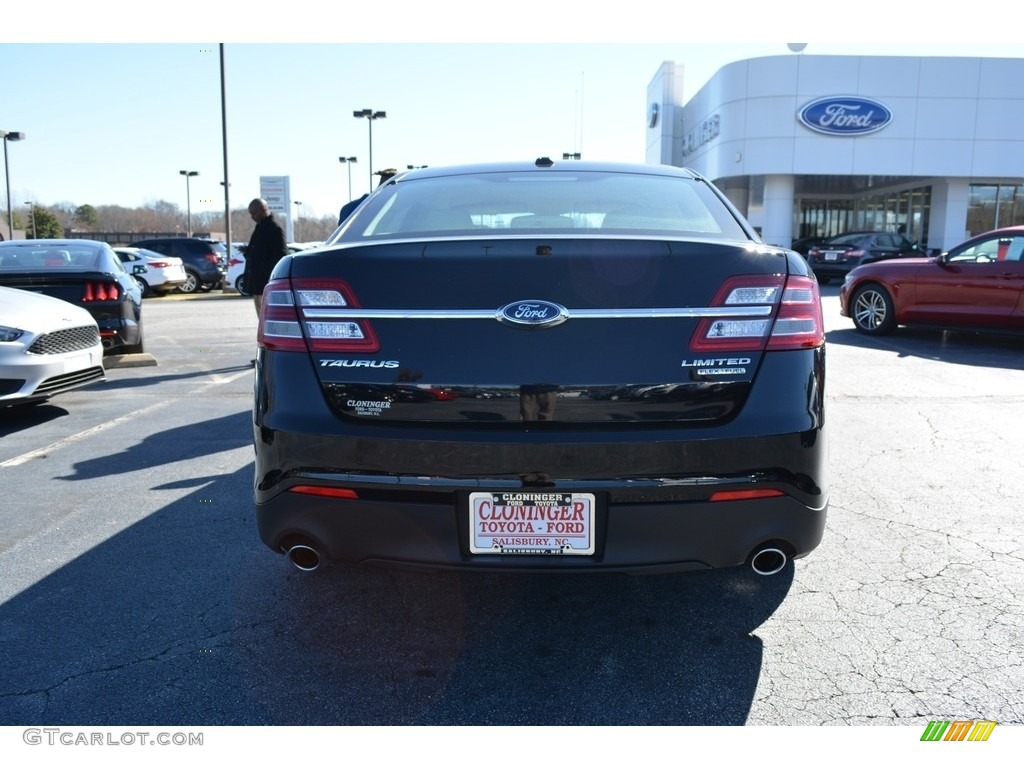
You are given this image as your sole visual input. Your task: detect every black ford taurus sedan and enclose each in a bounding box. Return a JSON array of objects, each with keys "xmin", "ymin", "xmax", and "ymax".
[
  {"xmin": 253, "ymin": 160, "xmax": 827, "ymax": 576},
  {"xmin": 0, "ymin": 239, "xmax": 144, "ymax": 355}
]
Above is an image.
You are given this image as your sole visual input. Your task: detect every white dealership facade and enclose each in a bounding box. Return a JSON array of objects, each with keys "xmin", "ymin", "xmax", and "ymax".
[{"xmin": 646, "ymin": 55, "xmax": 1024, "ymax": 252}]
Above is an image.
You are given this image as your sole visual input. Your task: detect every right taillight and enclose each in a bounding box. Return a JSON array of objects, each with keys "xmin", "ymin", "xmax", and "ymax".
[
  {"xmin": 765, "ymin": 275, "xmax": 824, "ymax": 350},
  {"xmin": 257, "ymin": 277, "xmax": 380, "ymax": 353},
  {"xmin": 690, "ymin": 274, "xmax": 823, "ymax": 352}
]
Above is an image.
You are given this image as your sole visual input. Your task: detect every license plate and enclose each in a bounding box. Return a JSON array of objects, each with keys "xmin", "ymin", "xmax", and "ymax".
[
  {"xmin": 824, "ymin": 251, "xmax": 842, "ymax": 261},
  {"xmin": 469, "ymin": 491, "xmax": 595, "ymax": 555}
]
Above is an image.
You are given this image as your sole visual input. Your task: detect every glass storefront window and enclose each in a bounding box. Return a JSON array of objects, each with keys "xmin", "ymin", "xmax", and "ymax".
[
  {"xmin": 798, "ymin": 186, "xmax": 930, "ymax": 246},
  {"xmin": 966, "ymin": 184, "xmax": 1024, "ymax": 235},
  {"xmin": 967, "ymin": 185, "xmax": 997, "ymax": 235}
]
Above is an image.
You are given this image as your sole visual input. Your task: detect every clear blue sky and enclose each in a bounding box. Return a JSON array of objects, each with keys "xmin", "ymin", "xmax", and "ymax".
[{"xmin": 2, "ymin": 5, "xmax": 1019, "ymax": 220}]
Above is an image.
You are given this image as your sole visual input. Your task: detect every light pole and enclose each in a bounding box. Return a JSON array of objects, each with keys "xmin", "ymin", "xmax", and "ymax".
[
  {"xmin": 179, "ymin": 170, "xmax": 198, "ymax": 236},
  {"xmin": 339, "ymin": 156, "xmax": 357, "ymax": 202},
  {"xmin": 2, "ymin": 130, "xmax": 26, "ymax": 240},
  {"xmin": 353, "ymin": 109, "xmax": 385, "ymax": 190}
]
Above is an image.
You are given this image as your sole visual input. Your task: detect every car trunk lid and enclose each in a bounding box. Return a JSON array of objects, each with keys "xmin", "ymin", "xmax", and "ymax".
[{"xmin": 260, "ymin": 238, "xmax": 821, "ymax": 425}]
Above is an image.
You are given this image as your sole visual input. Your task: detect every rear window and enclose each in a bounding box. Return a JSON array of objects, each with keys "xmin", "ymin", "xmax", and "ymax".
[
  {"xmin": 0, "ymin": 244, "xmax": 102, "ymax": 270},
  {"xmin": 203, "ymin": 241, "xmax": 227, "ymax": 254},
  {"xmin": 828, "ymin": 233, "xmax": 871, "ymax": 246},
  {"xmin": 329, "ymin": 170, "xmax": 751, "ymax": 243}
]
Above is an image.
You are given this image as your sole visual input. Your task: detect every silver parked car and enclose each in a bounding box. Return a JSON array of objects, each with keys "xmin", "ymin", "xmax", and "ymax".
[{"xmin": 0, "ymin": 285, "xmax": 105, "ymax": 407}]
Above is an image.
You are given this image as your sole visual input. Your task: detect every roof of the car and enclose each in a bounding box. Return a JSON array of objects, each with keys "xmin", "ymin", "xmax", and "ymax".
[
  {"xmin": 982, "ymin": 225, "xmax": 1024, "ymax": 236},
  {"xmin": 393, "ymin": 160, "xmax": 702, "ymax": 181},
  {"xmin": 0, "ymin": 238, "xmax": 106, "ymax": 249},
  {"xmin": 132, "ymin": 237, "xmax": 212, "ymax": 242}
]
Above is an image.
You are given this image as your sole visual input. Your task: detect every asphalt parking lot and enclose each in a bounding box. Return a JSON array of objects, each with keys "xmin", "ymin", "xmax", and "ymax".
[{"xmin": 0, "ymin": 286, "xmax": 1022, "ymax": 727}]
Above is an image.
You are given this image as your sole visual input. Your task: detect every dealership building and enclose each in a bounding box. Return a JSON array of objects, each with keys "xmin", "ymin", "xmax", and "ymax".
[{"xmin": 646, "ymin": 54, "xmax": 1024, "ymax": 252}]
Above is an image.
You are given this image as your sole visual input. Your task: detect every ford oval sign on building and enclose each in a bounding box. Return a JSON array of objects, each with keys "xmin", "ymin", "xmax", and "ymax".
[{"xmin": 798, "ymin": 96, "xmax": 892, "ymax": 136}]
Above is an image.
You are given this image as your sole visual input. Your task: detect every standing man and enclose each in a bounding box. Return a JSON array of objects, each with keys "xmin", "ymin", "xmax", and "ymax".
[
  {"xmin": 337, "ymin": 168, "xmax": 399, "ymax": 226},
  {"xmin": 243, "ymin": 198, "xmax": 287, "ymax": 317}
]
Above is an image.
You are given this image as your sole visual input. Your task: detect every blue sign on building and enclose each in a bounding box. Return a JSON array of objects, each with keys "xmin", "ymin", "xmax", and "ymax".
[{"xmin": 798, "ymin": 96, "xmax": 892, "ymax": 136}]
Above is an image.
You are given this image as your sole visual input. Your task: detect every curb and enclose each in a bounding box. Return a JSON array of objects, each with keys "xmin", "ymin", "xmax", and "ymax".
[
  {"xmin": 149, "ymin": 291, "xmax": 249, "ymax": 301},
  {"xmin": 105, "ymin": 353, "xmax": 159, "ymax": 369}
]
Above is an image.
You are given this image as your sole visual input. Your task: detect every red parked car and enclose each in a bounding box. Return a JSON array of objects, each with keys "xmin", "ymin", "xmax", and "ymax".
[{"xmin": 839, "ymin": 225, "xmax": 1024, "ymax": 335}]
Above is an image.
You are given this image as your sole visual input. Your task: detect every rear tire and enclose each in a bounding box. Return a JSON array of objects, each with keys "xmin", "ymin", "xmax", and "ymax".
[
  {"xmin": 850, "ymin": 283, "xmax": 896, "ymax": 335},
  {"xmin": 179, "ymin": 270, "xmax": 200, "ymax": 294},
  {"xmin": 133, "ymin": 276, "xmax": 150, "ymax": 297},
  {"xmin": 235, "ymin": 275, "xmax": 250, "ymax": 296}
]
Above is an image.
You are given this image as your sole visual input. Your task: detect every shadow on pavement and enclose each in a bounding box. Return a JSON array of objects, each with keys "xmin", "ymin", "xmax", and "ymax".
[
  {"xmin": 826, "ymin": 326, "xmax": 1024, "ymax": 370},
  {"xmin": 1, "ymin": 412, "xmax": 793, "ymax": 725}
]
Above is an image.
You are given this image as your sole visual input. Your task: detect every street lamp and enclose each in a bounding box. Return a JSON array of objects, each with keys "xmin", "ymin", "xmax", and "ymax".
[
  {"xmin": 406, "ymin": 164, "xmax": 428, "ymax": 170},
  {"xmin": 562, "ymin": 152, "xmax": 581, "ymax": 160},
  {"xmin": 179, "ymin": 170, "xmax": 199, "ymax": 237},
  {"xmin": 353, "ymin": 109, "xmax": 385, "ymax": 190},
  {"xmin": 2, "ymin": 130, "xmax": 26, "ymax": 240},
  {"xmin": 339, "ymin": 156, "xmax": 357, "ymax": 202},
  {"xmin": 293, "ymin": 201, "xmax": 303, "ymax": 218}
]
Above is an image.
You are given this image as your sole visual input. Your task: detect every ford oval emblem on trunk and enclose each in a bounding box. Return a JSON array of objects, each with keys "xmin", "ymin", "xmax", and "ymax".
[
  {"xmin": 497, "ymin": 300, "xmax": 569, "ymax": 329},
  {"xmin": 798, "ymin": 96, "xmax": 892, "ymax": 136}
]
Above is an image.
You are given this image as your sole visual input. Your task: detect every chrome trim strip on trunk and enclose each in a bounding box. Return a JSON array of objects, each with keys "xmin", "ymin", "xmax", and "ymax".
[{"xmin": 301, "ymin": 306, "xmax": 774, "ymax": 320}]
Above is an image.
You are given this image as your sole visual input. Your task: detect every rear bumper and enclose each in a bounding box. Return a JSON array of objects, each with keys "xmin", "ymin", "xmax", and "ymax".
[
  {"xmin": 253, "ymin": 345, "xmax": 828, "ymax": 573},
  {"xmin": 810, "ymin": 262, "xmax": 854, "ymax": 281},
  {"xmin": 256, "ymin": 476, "xmax": 826, "ymax": 574},
  {"xmin": 186, "ymin": 264, "xmax": 225, "ymax": 283},
  {"xmin": 96, "ymin": 317, "xmax": 142, "ymax": 352}
]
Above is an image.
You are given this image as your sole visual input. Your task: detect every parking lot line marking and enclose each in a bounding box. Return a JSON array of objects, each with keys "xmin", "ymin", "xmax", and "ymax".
[
  {"xmin": 0, "ymin": 369, "xmax": 252, "ymax": 469},
  {"xmin": 0, "ymin": 401, "xmax": 171, "ymax": 468}
]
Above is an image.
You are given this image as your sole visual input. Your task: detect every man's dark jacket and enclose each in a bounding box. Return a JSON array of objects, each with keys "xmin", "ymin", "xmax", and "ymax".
[
  {"xmin": 338, "ymin": 194, "xmax": 368, "ymax": 226},
  {"xmin": 244, "ymin": 214, "xmax": 287, "ymax": 295}
]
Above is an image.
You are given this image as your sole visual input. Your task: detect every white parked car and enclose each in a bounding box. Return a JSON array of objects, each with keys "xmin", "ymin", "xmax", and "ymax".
[
  {"xmin": 226, "ymin": 245, "xmax": 248, "ymax": 295},
  {"xmin": 113, "ymin": 247, "xmax": 188, "ymax": 296},
  {"xmin": 225, "ymin": 243, "xmax": 316, "ymax": 296},
  {"xmin": 0, "ymin": 285, "xmax": 105, "ymax": 407}
]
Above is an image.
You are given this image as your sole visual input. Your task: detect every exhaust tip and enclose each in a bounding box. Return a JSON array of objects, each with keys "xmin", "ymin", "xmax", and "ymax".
[
  {"xmin": 750, "ymin": 547, "xmax": 787, "ymax": 576},
  {"xmin": 286, "ymin": 543, "xmax": 321, "ymax": 572}
]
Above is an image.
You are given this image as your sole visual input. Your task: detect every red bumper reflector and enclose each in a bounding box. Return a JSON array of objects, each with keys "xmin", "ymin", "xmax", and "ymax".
[
  {"xmin": 288, "ymin": 485, "xmax": 359, "ymax": 499},
  {"xmin": 710, "ymin": 489, "xmax": 785, "ymax": 502}
]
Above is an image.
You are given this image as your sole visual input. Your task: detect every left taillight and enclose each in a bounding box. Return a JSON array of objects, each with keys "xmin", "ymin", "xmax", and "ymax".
[{"xmin": 257, "ymin": 277, "xmax": 380, "ymax": 353}]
